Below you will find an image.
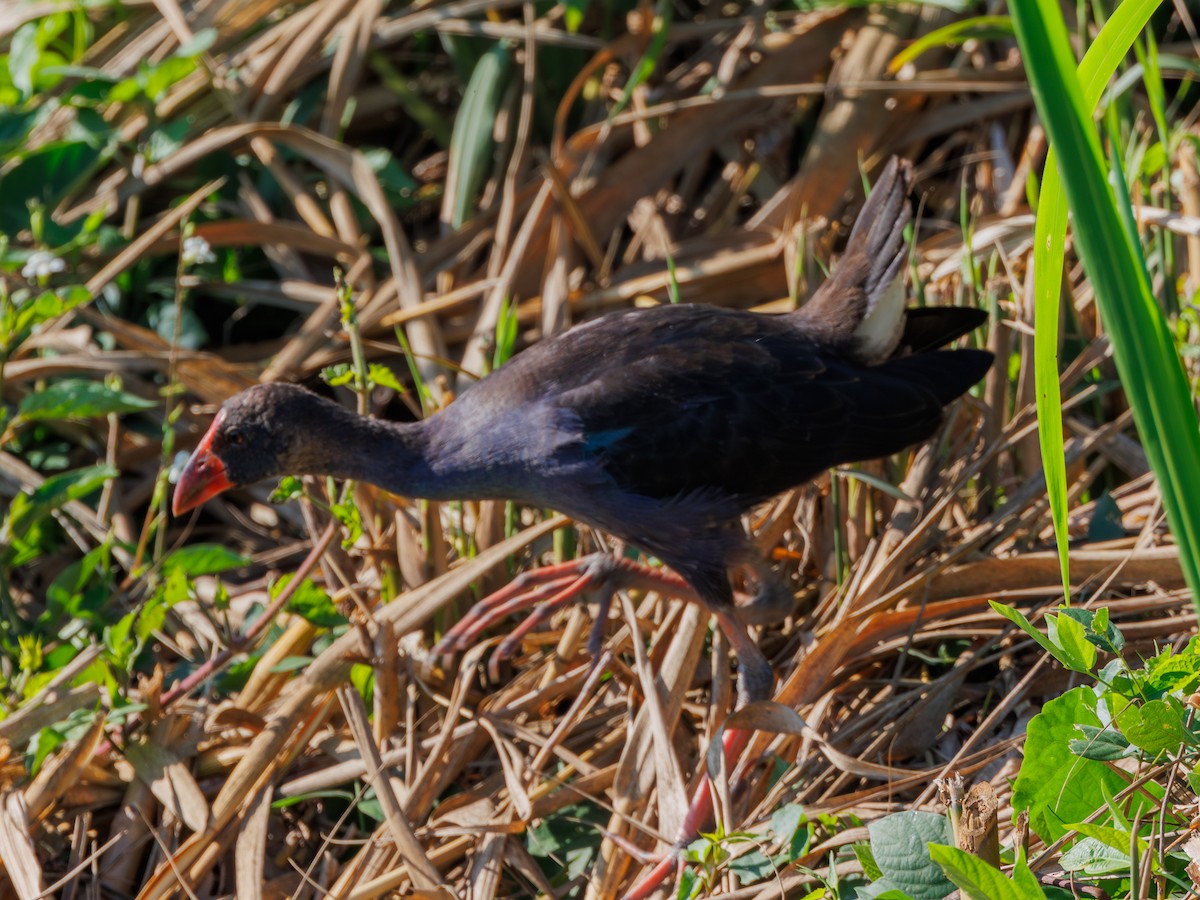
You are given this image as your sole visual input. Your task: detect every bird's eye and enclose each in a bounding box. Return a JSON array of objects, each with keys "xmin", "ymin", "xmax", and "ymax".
[{"xmin": 226, "ymin": 428, "xmax": 245, "ymax": 446}]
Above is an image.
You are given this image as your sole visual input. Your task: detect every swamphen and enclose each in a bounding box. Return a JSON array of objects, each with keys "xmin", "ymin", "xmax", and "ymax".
[{"xmin": 173, "ymin": 158, "xmax": 992, "ymax": 706}]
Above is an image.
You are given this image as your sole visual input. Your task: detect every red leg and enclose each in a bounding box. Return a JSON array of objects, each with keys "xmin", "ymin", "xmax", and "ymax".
[
  {"xmin": 434, "ymin": 553, "xmax": 693, "ymax": 671},
  {"xmin": 621, "ymin": 725, "xmax": 755, "ymax": 900},
  {"xmin": 621, "ymin": 609, "xmax": 770, "ymax": 898},
  {"xmin": 433, "ymin": 552, "xmax": 774, "ymax": 900}
]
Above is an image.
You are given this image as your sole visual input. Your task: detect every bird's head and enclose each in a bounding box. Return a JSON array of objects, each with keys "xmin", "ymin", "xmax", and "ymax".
[{"xmin": 172, "ymin": 383, "xmax": 340, "ymax": 515}]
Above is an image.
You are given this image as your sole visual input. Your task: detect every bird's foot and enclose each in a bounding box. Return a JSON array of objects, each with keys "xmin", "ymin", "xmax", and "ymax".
[
  {"xmin": 732, "ymin": 567, "xmax": 796, "ymax": 626},
  {"xmin": 433, "ymin": 553, "xmax": 692, "ymax": 680},
  {"xmin": 712, "ymin": 608, "xmax": 776, "ymax": 708}
]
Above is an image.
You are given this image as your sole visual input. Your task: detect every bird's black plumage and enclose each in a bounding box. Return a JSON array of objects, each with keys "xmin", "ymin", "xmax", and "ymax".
[
  {"xmin": 471, "ymin": 302, "xmax": 990, "ymax": 506},
  {"xmin": 173, "ymin": 157, "xmax": 993, "ymax": 705}
]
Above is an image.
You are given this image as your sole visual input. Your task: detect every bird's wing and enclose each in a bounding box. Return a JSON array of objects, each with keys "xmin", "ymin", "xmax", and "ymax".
[{"xmin": 547, "ymin": 305, "xmax": 980, "ymax": 504}]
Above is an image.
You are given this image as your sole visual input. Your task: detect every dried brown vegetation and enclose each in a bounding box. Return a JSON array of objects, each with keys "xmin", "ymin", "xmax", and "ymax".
[{"xmin": 1, "ymin": 0, "xmax": 1198, "ymax": 897}]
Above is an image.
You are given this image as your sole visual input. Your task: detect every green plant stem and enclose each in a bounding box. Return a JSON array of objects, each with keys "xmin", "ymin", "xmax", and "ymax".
[{"xmin": 1014, "ymin": 0, "xmax": 1200, "ymax": 609}]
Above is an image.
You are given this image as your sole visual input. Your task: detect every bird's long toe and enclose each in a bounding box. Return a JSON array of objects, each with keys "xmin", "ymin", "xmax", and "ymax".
[
  {"xmin": 435, "ymin": 553, "xmax": 698, "ymax": 675},
  {"xmin": 433, "ymin": 573, "xmax": 579, "ymax": 666},
  {"xmin": 488, "ymin": 576, "xmax": 600, "ymax": 679}
]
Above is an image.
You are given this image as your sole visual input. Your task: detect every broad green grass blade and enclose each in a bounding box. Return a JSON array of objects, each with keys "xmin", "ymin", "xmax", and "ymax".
[
  {"xmin": 1015, "ymin": 0, "xmax": 1200, "ymax": 609},
  {"xmin": 1029, "ymin": 0, "xmax": 1168, "ymax": 602},
  {"xmin": 445, "ymin": 42, "xmax": 509, "ymax": 229},
  {"xmin": 888, "ymin": 16, "xmax": 1014, "ymax": 73}
]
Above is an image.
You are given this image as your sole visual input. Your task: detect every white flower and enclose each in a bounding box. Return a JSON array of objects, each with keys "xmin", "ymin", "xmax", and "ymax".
[
  {"xmin": 182, "ymin": 236, "xmax": 216, "ymax": 266},
  {"xmin": 21, "ymin": 251, "xmax": 66, "ymax": 281}
]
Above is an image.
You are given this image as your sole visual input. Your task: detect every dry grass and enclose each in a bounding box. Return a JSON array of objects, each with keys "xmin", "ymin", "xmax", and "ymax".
[{"xmin": 1, "ymin": 0, "xmax": 1197, "ymax": 897}]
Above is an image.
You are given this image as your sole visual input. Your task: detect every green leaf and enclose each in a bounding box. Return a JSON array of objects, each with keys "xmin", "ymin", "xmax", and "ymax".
[
  {"xmin": 1058, "ymin": 836, "xmax": 1131, "ymax": 876},
  {"xmin": 728, "ymin": 847, "xmax": 774, "ymax": 882},
  {"xmin": 3, "ymin": 464, "xmax": 117, "ymax": 547},
  {"xmin": 134, "ymin": 592, "xmax": 168, "ymax": 645},
  {"xmin": 1055, "ymin": 607, "xmax": 1124, "ymax": 655},
  {"xmin": 176, "ymin": 28, "xmax": 217, "ymax": 57},
  {"xmin": 9, "ymin": 22, "xmax": 42, "ymax": 99},
  {"xmin": 270, "ymin": 476, "xmax": 304, "ymax": 504},
  {"xmin": 1115, "ymin": 696, "xmax": 1197, "ymax": 754},
  {"xmin": 148, "ymin": 300, "xmax": 206, "ymax": 350},
  {"xmin": 321, "ymin": 363, "xmax": 354, "ymax": 387},
  {"xmin": 854, "ymin": 842, "xmax": 884, "ymax": 881},
  {"xmin": 46, "ymin": 541, "xmax": 112, "ymax": 620},
  {"xmin": 157, "ymin": 567, "xmax": 190, "ymax": 606},
  {"xmin": 989, "ymin": 602, "xmax": 1059, "ymax": 660},
  {"xmin": 161, "ymin": 544, "xmax": 250, "ymax": 577},
  {"xmin": 683, "ymin": 833, "xmax": 727, "ymax": 867},
  {"xmin": 526, "ymin": 801, "xmax": 606, "ymax": 886},
  {"xmin": 142, "ymin": 56, "xmax": 196, "ymax": 100},
  {"xmin": 104, "ymin": 610, "xmax": 137, "ymax": 672},
  {"xmin": 27, "ymin": 726, "xmax": 66, "ymax": 777},
  {"xmin": 367, "ymin": 363, "xmax": 404, "ymax": 393},
  {"xmin": 564, "ymin": 0, "xmax": 589, "ymax": 32},
  {"xmin": 1012, "ymin": 686, "xmax": 1137, "ymax": 842},
  {"xmin": 1046, "ymin": 612, "xmax": 1097, "ymax": 673},
  {"xmin": 76, "ymin": 657, "xmax": 119, "ymax": 707},
  {"xmin": 1031, "ymin": 0, "xmax": 1162, "ymax": 606},
  {"xmin": 677, "ymin": 868, "xmax": 702, "ymax": 900},
  {"xmin": 1069, "ymin": 822, "xmax": 1148, "ymax": 857},
  {"xmin": 356, "ymin": 791, "xmax": 383, "ymax": 822},
  {"xmin": 769, "ymin": 803, "xmax": 811, "ymax": 862},
  {"xmin": 106, "ymin": 75, "xmax": 140, "ymax": 102},
  {"xmin": 858, "ymin": 880, "xmax": 917, "ymax": 899},
  {"xmin": 867, "ymin": 811, "xmax": 955, "ymax": 900},
  {"xmin": 928, "ymin": 844, "xmax": 1037, "ymax": 900},
  {"xmin": 12, "ymin": 286, "xmax": 90, "ymax": 338},
  {"xmin": 445, "ymin": 42, "xmax": 509, "ymax": 228},
  {"xmin": 992, "ymin": 602, "xmax": 1111, "ymax": 674},
  {"xmin": 273, "ymin": 574, "xmax": 346, "ymax": 629},
  {"xmin": 18, "ymin": 379, "xmax": 156, "ymax": 421},
  {"xmin": 331, "ymin": 497, "xmax": 363, "ymax": 548},
  {"xmin": 1068, "ymin": 725, "xmax": 1136, "ymax": 761},
  {"xmin": 360, "ymin": 147, "xmax": 420, "ymax": 206},
  {"xmin": 0, "ymin": 141, "xmax": 104, "ymax": 243},
  {"xmin": 1142, "ymin": 642, "xmax": 1200, "ymax": 695},
  {"xmin": 1011, "ymin": 859, "xmax": 1046, "ymax": 897}
]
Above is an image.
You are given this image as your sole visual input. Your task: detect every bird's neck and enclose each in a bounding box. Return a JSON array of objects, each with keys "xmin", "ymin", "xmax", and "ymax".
[{"xmin": 308, "ymin": 412, "xmax": 461, "ymax": 501}]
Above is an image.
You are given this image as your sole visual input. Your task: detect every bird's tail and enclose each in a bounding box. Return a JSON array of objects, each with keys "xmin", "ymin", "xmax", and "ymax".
[
  {"xmin": 899, "ymin": 306, "xmax": 988, "ymax": 354},
  {"xmin": 793, "ymin": 157, "xmax": 915, "ymax": 363},
  {"xmin": 880, "ymin": 347, "xmax": 994, "ymax": 406}
]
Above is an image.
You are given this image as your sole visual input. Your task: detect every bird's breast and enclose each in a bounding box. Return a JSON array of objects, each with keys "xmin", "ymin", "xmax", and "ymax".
[{"xmin": 423, "ymin": 399, "xmax": 590, "ymax": 501}]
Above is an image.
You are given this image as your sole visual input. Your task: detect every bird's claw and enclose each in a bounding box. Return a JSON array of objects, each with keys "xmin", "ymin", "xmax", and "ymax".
[
  {"xmin": 433, "ymin": 552, "xmax": 705, "ymax": 683},
  {"xmin": 433, "ymin": 556, "xmax": 615, "ymax": 677}
]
